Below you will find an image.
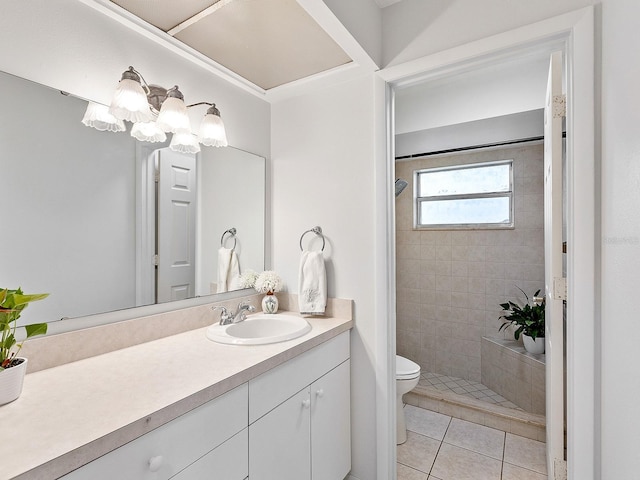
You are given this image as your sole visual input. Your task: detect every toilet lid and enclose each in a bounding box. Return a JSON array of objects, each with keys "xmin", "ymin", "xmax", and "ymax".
[{"xmin": 396, "ymin": 355, "xmax": 420, "ymax": 378}]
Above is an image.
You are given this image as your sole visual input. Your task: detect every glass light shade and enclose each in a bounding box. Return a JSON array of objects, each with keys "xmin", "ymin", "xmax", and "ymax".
[
  {"xmin": 81, "ymin": 102, "xmax": 126, "ymax": 132},
  {"xmin": 170, "ymin": 131, "xmax": 201, "ymax": 154},
  {"xmin": 156, "ymin": 97, "xmax": 191, "ymax": 133},
  {"xmin": 198, "ymin": 112, "xmax": 228, "ymax": 147},
  {"xmin": 131, "ymin": 121, "xmax": 167, "ymax": 143},
  {"xmin": 108, "ymin": 78, "xmax": 152, "ymax": 123}
]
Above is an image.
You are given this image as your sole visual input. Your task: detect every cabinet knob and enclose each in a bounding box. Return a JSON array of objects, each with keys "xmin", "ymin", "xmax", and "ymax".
[
  {"xmin": 316, "ymin": 389, "xmax": 324, "ymax": 398},
  {"xmin": 148, "ymin": 455, "xmax": 164, "ymax": 472},
  {"xmin": 302, "ymin": 399, "xmax": 311, "ymax": 409}
]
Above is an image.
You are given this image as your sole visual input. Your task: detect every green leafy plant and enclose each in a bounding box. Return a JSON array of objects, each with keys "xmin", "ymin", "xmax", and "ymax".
[
  {"xmin": 498, "ymin": 287, "xmax": 545, "ymax": 340},
  {"xmin": 0, "ymin": 288, "xmax": 49, "ymax": 370}
]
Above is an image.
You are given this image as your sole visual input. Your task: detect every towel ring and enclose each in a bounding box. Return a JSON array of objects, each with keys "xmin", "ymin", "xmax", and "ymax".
[
  {"xmin": 220, "ymin": 227, "xmax": 237, "ymax": 250},
  {"xmin": 299, "ymin": 226, "xmax": 325, "ymax": 252}
]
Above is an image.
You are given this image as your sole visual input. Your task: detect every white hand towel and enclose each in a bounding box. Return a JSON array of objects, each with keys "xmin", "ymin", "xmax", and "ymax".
[
  {"xmin": 298, "ymin": 251, "xmax": 327, "ymax": 315},
  {"xmin": 217, "ymin": 247, "xmax": 240, "ymax": 293}
]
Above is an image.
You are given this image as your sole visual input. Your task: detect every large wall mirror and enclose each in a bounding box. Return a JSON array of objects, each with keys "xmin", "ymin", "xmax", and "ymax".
[{"xmin": 0, "ymin": 69, "xmax": 265, "ymax": 328}]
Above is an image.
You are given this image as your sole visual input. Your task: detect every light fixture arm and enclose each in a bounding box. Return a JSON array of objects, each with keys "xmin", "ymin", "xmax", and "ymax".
[{"xmin": 186, "ymin": 102, "xmax": 221, "ymax": 117}]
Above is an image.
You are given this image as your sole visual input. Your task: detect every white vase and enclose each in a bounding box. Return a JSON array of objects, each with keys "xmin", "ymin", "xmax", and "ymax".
[
  {"xmin": 0, "ymin": 357, "xmax": 28, "ymax": 405},
  {"xmin": 522, "ymin": 334, "xmax": 545, "ymax": 354},
  {"xmin": 261, "ymin": 293, "xmax": 279, "ymax": 314}
]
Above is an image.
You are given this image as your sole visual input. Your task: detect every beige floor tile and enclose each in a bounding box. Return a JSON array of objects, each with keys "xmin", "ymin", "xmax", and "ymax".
[
  {"xmin": 397, "ymin": 431, "xmax": 441, "ymax": 473},
  {"xmin": 397, "ymin": 462, "xmax": 430, "ymax": 480},
  {"xmin": 443, "ymin": 418, "xmax": 505, "ymax": 460},
  {"xmin": 431, "ymin": 443, "xmax": 502, "ymax": 480},
  {"xmin": 502, "ymin": 462, "xmax": 548, "ymax": 479},
  {"xmin": 504, "ymin": 433, "xmax": 547, "ymax": 474},
  {"xmin": 405, "ymin": 404, "xmax": 452, "ymax": 441}
]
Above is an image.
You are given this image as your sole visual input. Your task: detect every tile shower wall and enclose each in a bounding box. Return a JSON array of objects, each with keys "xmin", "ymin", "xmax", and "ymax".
[{"xmin": 396, "ymin": 144, "xmax": 545, "ymax": 382}]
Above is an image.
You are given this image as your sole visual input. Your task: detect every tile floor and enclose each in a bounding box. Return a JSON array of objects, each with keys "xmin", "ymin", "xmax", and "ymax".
[
  {"xmin": 397, "ymin": 405, "xmax": 547, "ymax": 479},
  {"xmin": 419, "ymin": 372, "xmax": 521, "ymax": 411}
]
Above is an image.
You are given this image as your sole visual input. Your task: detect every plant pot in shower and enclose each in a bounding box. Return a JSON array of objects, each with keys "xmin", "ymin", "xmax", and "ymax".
[
  {"xmin": 261, "ymin": 292, "xmax": 279, "ymax": 314},
  {"xmin": 522, "ymin": 334, "xmax": 545, "ymax": 354}
]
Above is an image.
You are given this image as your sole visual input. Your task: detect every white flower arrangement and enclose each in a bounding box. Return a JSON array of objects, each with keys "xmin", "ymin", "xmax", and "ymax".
[
  {"xmin": 238, "ymin": 269, "xmax": 259, "ymax": 289},
  {"xmin": 254, "ymin": 270, "xmax": 283, "ymax": 294}
]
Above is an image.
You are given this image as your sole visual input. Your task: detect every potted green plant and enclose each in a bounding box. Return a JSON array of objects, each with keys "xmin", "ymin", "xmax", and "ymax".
[
  {"xmin": 498, "ymin": 287, "xmax": 545, "ymax": 354},
  {"xmin": 0, "ymin": 287, "xmax": 49, "ymax": 405}
]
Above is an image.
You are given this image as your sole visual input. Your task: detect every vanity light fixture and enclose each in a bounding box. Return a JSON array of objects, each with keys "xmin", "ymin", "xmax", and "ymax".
[
  {"xmin": 108, "ymin": 67, "xmax": 153, "ymax": 123},
  {"xmin": 82, "ymin": 66, "xmax": 228, "ymax": 151},
  {"xmin": 170, "ymin": 131, "xmax": 201, "ymax": 154},
  {"xmin": 81, "ymin": 102, "xmax": 126, "ymax": 133},
  {"xmin": 198, "ymin": 104, "xmax": 228, "ymax": 147},
  {"xmin": 155, "ymin": 86, "xmax": 191, "ymax": 133},
  {"xmin": 130, "ymin": 121, "xmax": 167, "ymax": 143}
]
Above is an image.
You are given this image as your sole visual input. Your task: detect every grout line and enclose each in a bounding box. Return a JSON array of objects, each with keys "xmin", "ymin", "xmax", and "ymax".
[
  {"xmin": 500, "ymin": 431, "xmax": 507, "ymax": 479},
  {"xmin": 400, "ymin": 405, "xmax": 547, "ymax": 479},
  {"xmin": 427, "ymin": 415, "xmax": 453, "ymax": 477}
]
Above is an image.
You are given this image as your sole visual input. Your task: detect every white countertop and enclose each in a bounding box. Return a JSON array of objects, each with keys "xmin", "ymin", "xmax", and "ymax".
[{"xmin": 0, "ymin": 312, "xmax": 352, "ymax": 480}]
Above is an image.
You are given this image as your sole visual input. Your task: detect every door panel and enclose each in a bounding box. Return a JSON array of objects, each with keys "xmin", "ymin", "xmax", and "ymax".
[
  {"xmin": 544, "ymin": 50, "xmax": 566, "ymax": 479},
  {"xmin": 156, "ymin": 149, "xmax": 197, "ymax": 303}
]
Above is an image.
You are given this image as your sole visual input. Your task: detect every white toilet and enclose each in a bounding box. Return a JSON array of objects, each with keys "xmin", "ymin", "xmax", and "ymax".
[{"xmin": 396, "ymin": 355, "xmax": 421, "ymax": 445}]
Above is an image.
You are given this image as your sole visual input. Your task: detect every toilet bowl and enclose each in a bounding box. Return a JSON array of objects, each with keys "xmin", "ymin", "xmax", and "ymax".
[{"xmin": 396, "ymin": 355, "xmax": 421, "ymax": 445}]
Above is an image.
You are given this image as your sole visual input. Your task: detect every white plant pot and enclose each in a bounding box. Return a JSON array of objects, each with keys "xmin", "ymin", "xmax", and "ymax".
[
  {"xmin": 0, "ymin": 357, "xmax": 28, "ymax": 405},
  {"xmin": 522, "ymin": 335, "xmax": 545, "ymax": 354}
]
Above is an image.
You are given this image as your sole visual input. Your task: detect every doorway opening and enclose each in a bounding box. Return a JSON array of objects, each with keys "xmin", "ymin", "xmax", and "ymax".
[
  {"xmin": 379, "ymin": 8, "xmax": 595, "ymax": 480},
  {"xmin": 382, "ymin": 34, "xmax": 591, "ymax": 479}
]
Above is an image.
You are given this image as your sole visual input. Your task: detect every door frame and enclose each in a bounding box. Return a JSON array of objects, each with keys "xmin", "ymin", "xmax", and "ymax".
[{"xmin": 376, "ymin": 7, "xmax": 596, "ymax": 479}]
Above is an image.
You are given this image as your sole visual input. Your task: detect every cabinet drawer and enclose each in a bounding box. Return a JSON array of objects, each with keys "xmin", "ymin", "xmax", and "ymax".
[
  {"xmin": 249, "ymin": 331, "xmax": 349, "ymax": 423},
  {"xmin": 62, "ymin": 383, "xmax": 248, "ymax": 480},
  {"xmin": 172, "ymin": 428, "xmax": 248, "ymax": 480}
]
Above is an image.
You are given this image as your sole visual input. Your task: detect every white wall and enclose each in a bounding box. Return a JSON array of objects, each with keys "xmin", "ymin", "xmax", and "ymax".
[
  {"xmin": 394, "ymin": 54, "xmax": 550, "ymax": 134},
  {"xmin": 271, "ymin": 75, "xmax": 383, "ymax": 480},
  {"xmin": 598, "ymin": 0, "xmax": 640, "ymax": 477},
  {"xmin": 396, "ymin": 110, "xmax": 544, "ymax": 158}
]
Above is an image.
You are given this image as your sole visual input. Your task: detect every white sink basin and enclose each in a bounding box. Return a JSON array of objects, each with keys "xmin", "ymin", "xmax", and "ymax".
[{"xmin": 206, "ymin": 313, "xmax": 312, "ymax": 345}]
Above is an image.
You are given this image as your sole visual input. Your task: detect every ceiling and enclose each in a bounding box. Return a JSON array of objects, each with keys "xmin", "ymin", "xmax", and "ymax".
[{"xmin": 109, "ymin": 0, "xmax": 354, "ymax": 90}]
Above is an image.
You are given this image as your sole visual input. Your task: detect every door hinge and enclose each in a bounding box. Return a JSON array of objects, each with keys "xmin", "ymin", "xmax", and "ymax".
[
  {"xmin": 553, "ymin": 94, "xmax": 566, "ymax": 118},
  {"xmin": 553, "ymin": 277, "xmax": 567, "ymax": 301},
  {"xmin": 554, "ymin": 458, "xmax": 567, "ymax": 480},
  {"xmin": 153, "ymin": 254, "xmax": 159, "ymax": 266}
]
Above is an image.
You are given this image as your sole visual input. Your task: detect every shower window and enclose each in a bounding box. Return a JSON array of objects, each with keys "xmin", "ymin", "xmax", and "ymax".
[{"xmin": 414, "ymin": 160, "xmax": 513, "ymax": 229}]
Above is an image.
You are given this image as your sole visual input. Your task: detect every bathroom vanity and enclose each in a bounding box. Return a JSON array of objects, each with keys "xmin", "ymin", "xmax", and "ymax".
[{"xmin": 0, "ymin": 299, "xmax": 352, "ymax": 480}]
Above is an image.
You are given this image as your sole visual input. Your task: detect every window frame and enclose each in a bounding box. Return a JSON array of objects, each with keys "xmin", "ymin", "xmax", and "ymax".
[{"xmin": 413, "ymin": 159, "xmax": 514, "ymax": 230}]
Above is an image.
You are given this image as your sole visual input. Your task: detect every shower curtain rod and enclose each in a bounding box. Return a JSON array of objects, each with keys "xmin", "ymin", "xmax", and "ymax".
[{"xmin": 395, "ymin": 132, "xmax": 566, "ymax": 160}]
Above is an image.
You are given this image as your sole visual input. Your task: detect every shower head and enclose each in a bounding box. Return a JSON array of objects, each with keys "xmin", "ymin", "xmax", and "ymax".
[{"xmin": 395, "ymin": 179, "xmax": 408, "ymax": 197}]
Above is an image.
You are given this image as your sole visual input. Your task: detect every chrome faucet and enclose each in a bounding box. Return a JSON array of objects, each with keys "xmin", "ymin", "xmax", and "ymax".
[{"xmin": 213, "ymin": 301, "xmax": 256, "ymax": 326}]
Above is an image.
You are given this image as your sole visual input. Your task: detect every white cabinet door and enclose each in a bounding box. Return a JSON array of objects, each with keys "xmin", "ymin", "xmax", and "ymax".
[
  {"xmin": 249, "ymin": 388, "xmax": 311, "ymax": 480},
  {"xmin": 172, "ymin": 428, "xmax": 247, "ymax": 480},
  {"xmin": 311, "ymin": 360, "xmax": 351, "ymax": 480}
]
